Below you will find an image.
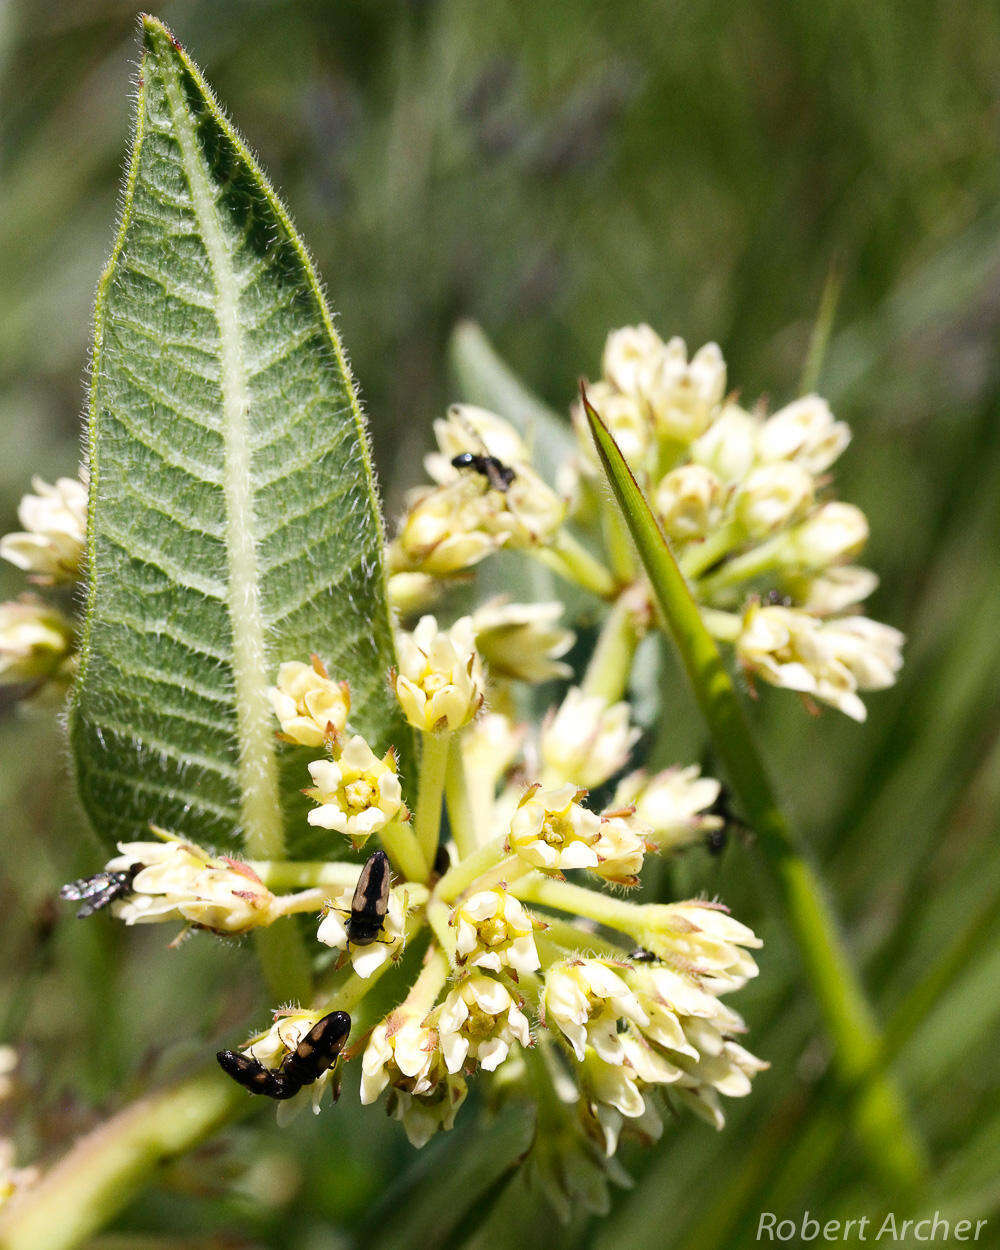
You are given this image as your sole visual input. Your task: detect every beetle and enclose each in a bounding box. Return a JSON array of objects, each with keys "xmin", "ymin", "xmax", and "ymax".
[
  {"xmin": 217, "ymin": 1009, "xmax": 351, "ymax": 1101},
  {"xmin": 345, "ymin": 849, "xmax": 392, "ymax": 947},
  {"xmin": 450, "ymin": 451, "xmax": 516, "ymax": 493},
  {"xmin": 628, "ymin": 947, "xmax": 659, "ymax": 963},
  {"xmin": 59, "ymin": 864, "xmax": 141, "ymax": 918}
]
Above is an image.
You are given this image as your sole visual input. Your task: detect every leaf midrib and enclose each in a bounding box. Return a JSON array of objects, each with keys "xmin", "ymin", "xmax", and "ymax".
[{"xmin": 158, "ymin": 49, "xmax": 284, "ymax": 859}]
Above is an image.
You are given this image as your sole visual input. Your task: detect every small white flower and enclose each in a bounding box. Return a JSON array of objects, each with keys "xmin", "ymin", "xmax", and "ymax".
[
  {"xmin": 452, "ymin": 888, "xmax": 541, "ymax": 975},
  {"xmin": 268, "ymin": 658, "xmax": 350, "ymax": 747},
  {"xmin": 106, "ymin": 835, "xmax": 278, "ymax": 934},
  {"xmin": 601, "ymin": 324, "xmax": 666, "ymax": 396},
  {"xmin": 438, "ymin": 973, "xmax": 532, "ymax": 1073},
  {"xmin": 638, "ymin": 900, "xmax": 762, "ymax": 992},
  {"xmin": 784, "ymin": 565, "xmax": 879, "ymax": 615},
  {"xmin": 317, "ymin": 883, "xmax": 407, "ymax": 978},
  {"xmin": 787, "ymin": 501, "xmax": 869, "ymax": 569},
  {"xmin": 690, "ymin": 402, "xmax": 761, "ymax": 484},
  {"xmin": 654, "ymin": 464, "xmax": 723, "ymax": 542},
  {"xmin": 572, "ymin": 381, "xmax": 652, "ymax": 474},
  {"xmin": 472, "ymin": 598, "xmax": 574, "ymax": 683},
  {"xmin": 544, "ymin": 959, "xmax": 649, "ymax": 1064},
  {"xmin": 612, "ymin": 765, "xmax": 723, "ymax": 853},
  {"xmin": 387, "ymin": 571, "xmax": 440, "ymax": 617},
  {"xmin": 0, "ymin": 598, "xmax": 74, "ymax": 686},
  {"xmin": 425, "ymin": 405, "xmax": 529, "ymax": 485},
  {"xmin": 507, "ymin": 784, "xmax": 602, "ymax": 873},
  {"xmin": 306, "ymin": 735, "xmax": 404, "ymax": 845},
  {"xmin": 734, "ymin": 462, "xmax": 815, "ymax": 538},
  {"xmin": 591, "ymin": 813, "xmax": 648, "ymax": 887},
  {"xmin": 756, "ymin": 395, "xmax": 850, "ymax": 474},
  {"xmin": 394, "ymin": 614, "xmax": 485, "ymax": 733},
  {"xmin": 241, "ymin": 1010, "xmax": 342, "ymax": 1124},
  {"xmin": 736, "ymin": 603, "xmax": 904, "ymax": 721},
  {"xmin": 645, "ymin": 338, "xmax": 727, "ymax": 444},
  {"xmin": 391, "ymin": 477, "xmax": 509, "ymax": 575},
  {"xmin": 0, "ymin": 474, "xmax": 87, "ymax": 583},
  {"xmin": 540, "ymin": 689, "xmax": 639, "ymax": 790},
  {"xmin": 387, "ymin": 1071, "xmax": 468, "ymax": 1148}
]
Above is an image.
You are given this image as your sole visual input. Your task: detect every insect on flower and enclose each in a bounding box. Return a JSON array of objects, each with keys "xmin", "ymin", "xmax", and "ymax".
[
  {"xmin": 450, "ymin": 451, "xmax": 516, "ymax": 493},
  {"xmin": 346, "ymin": 848, "xmax": 392, "ymax": 946},
  {"xmin": 59, "ymin": 865, "xmax": 141, "ymax": 918},
  {"xmin": 217, "ymin": 1010, "xmax": 351, "ymax": 1101}
]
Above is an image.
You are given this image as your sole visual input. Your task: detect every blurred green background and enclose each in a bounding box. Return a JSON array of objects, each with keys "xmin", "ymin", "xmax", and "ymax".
[{"xmin": 2, "ymin": 1, "xmax": 1000, "ymax": 1247}]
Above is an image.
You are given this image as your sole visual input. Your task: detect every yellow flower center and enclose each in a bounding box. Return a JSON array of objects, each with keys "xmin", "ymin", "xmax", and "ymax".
[
  {"xmin": 345, "ymin": 778, "xmax": 376, "ymax": 810},
  {"xmin": 478, "ymin": 917, "xmax": 507, "ymax": 947}
]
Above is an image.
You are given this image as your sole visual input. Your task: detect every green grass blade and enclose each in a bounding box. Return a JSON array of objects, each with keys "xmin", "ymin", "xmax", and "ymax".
[
  {"xmin": 69, "ymin": 16, "xmax": 409, "ymax": 860},
  {"xmin": 582, "ymin": 389, "xmax": 927, "ymax": 1193}
]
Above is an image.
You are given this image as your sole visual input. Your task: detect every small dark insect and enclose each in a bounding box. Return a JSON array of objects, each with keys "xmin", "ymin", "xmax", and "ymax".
[
  {"xmin": 59, "ymin": 864, "xmax": 141, "ymax": 918},
  {"xmin": 450, "ymin": 452, "xmax": 516, "ymax": 493},
  {"xmin": 628, "ymin": 947, "xmax": 659, "ymax": 963},
  {"xmin": 706, "ymin": 826, "xmax": 729, "ymax": 856},
  {"xmin": 346, "ymin": 849, "xmax": 391, "ymax": 946},
  {"xmin": 217, "ymin": 1009, "xmax": 351, "ymax": 1101},
  {"xmin": 433, "ymin": 842, "xmax": 451, "ymax": 877}
]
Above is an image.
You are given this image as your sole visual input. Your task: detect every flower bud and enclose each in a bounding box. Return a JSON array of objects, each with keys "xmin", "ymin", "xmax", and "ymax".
[
  {"xmin": 543, "ymin": 958, "xmax": 648, "ymax": 1064},
  {"xmin": 691, "ymin": 403, "xmax": 761, "ymax": 484},
  {"xmin": 540, "ymin": 688, "xmax": 639, "ymax": 789},
  {"xmin": 0, "ymin": 598, "xmax": 74, "ymax": 686},
  {"xmin": 472, "ymin": 598, "xmax": 574, "ymax": 683},
  {"xmin": 734, "ymin": 462, "xmax": 815, "ymax": 538},
  {"xmin": 0, "ymin": 474, "xmax": 87, "ymax": 584},
  {"xmin": 654, "ymin": 464, "xmax": 723, "ymax": 541},
  {"xmin": 591, "ymin": 813, "xmax": 648, "ymax": 887},
  {"xmin": 784, "ymin": 565, "xmax": 878, "ymax": 615},
  {"xmin": 602, "ymin": 324, "xmax": 665, "ymax": 396},
  {"xmin": 757, "ymin": 395, "xmax": 850, "ymax": 474},
  {"xmin": 269, "ymin": 658, "xmax": 350, "ymax": 747},
  {"xmin": 788, "ymin": 501, "xmax": 869, "ymax": 569},
  {"xmin": 645, "ymin": 338, "xmax": 726, "ymax": 443},
  {"xmin": 394, "ymin": 615, "xmax": 485, "ymax": 733},
  {"xmin": 387, "ymin": 572, "xmax": 441, "ymax": 618},
  {"xmin": 612, "ymin": 765, "xmax": 722, "ymax": 853}
]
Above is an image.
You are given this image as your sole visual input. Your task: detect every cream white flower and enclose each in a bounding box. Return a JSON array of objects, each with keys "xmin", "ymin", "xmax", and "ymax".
[
  {"xmin": 734, "ymin": 462, "xmax": 815, "ymax": 538},
  {"xmin": 540, "ymin": 689, "xmax": 639, "ymax": 790},
  {"xmin": 105, "ymin": 836, "xmax": 278, "ymax": 933},
  {"xmin": 690, "ymin": 402, "xmax": 761, "ymax": 484},
  {"xmin": 268, "ymin": 658, "xmax": 350, "ymax": 747},
  {"xmin": 241, "ymin": 1009, "xmax": 342, "ymax": 1124},
  {"xmin": 784, "ymin": 565, "xmax": 879, "ymax": 615},
  {"xmin": 671, "ymin": 1041, "xmax": 769, "ymax": 1128},
  {"xmin": 391, "ymin": 477, "xmax": 509, "ymax": 575},
  {"xmin": 386, "ymin": 1069, "xmax": 468, "ymax": 1148},
  {"xmin": 602, "ymin": 324, "xmax": 665, "ymax": 396},
  {"xmin": 425, "ymin": 405, "xmax": 529, "ymax": 485},
  {"xmin": 612, "ymin": 765, "xmax": 723, "ymax": 853},
  {"xmin": 507, "ymin": 784, "xmax": 602, "ymax": 872},
  {"xmin": 736, "ymin": 603, "xmax": 903, "ymax": 721},
  {"xmin": 452, "ymin": 888, "xmax": 541, "ymax": 975},
  {"xmin": 387, "ymin": 571, "xmax": 440, "ymax": 617},
  {"xmin": 394, "ymin": 614, "xmax": 485, "ymax": 733},
  {"xmin": 543, "ymin": 958, "xmax": 649, "ymax": 1063},
  {"xmin": 591, "ymin": 813, "xmax": 648, "ymax": 887},
  {"xmin": 316, "ymin": 882, "xmax": 407, "ymax": 978},
  {"xmin": 654, "ymin": 464, "xmax": 723, "ymax": 541},
  {"xmin": 306, "ymin": 735, "xmax": 403, "ymax": 845},
  {"xmin": 0, "ymin": 598, "xmax": 74, "ymax": 686},
  {"xmin": 638, "ymin": 900, "xmax": 762, "ymax": 992},
  {"xmin": 438, "ymin": 974, "xmax": 532, "ymax": 1073},
  {"xmin": 787, "ymin": 501, "xmax": 869, "ymax": 569},
  {"xmin": 645, "ymin": 337, "xmax": 727, "ymax": 444},
  {"xmin": 361, "ymin": 1011, "xmax": 467, "ymax": 1144},
  {"xmin": 0, "ymin": 474, "xmax": 87, "ymax": 583},
  {"xmin": 756, "ymin": 395, "xmax": 850, "ymax": 474},
  {"xmin": 472, "ymin": 598, "xmax": 574, "ymax": 683}
]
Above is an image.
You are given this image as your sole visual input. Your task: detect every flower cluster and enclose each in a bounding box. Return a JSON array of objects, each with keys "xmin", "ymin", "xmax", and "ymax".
[{"xmin": 0, "ymin": 471, "xmax": 86, "ymax": 702}]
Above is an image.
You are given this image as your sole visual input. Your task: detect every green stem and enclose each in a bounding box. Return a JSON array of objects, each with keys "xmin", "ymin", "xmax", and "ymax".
[
  {"xmin": 426, "ymin": 897, "xmax": 459, "ymax": 966},
  {"xmin": 580, "ymin": 590, "xmax": 643, "ymax": 703},
  {"xmin": 532, "ymin": 914, "xmax": 626, "ymax": 959},
  {"xmin": 250, "ymin": 860, "xmax": 361, "ymax": 890},
  {"xmin": 696, "ymin": 532, "xmax": 787, "ymax": 598},
  {"xmin": 413, "ymin": 731, "xmax": 451, "ymax": 866},
  {"xmin": 531, "ymin": 530, "xmax": 617, "ymax": 599},
  {"xmin": 444, "ymin": 735, "xmax": 478, "ymax": 860},
  {"xmin": 269, "ymin": 888, "xmax": 326, "ymax": 917},
  {"xmin": 0, "ymin": 1069, "xmax": 246, "ymax": 1250},
  {"xmin": 404, "ymin": 944, "xmax": 450, "ymax": 1017},
  {"xmin": 584, "ymin": 398, "xmax": 927, "ymax": 1193},
  {"xmin": 435, "ymin": 835, "xmax": 525, "ymax": 902},
  {"xmin": 379, "ymin": 818, "xmax": 431, "ymax": 884},
  {"xmin": 511, "ymin": 875, "xmax": 642, "ymax": 935},
  {"xmin": 678, "ymin": 518, "xmax": 742, "ymax": 580}
]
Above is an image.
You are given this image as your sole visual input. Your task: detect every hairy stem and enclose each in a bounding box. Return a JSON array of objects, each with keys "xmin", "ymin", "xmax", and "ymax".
[
  {"xmin": 413, "ymin": 731, "xmax": 451, "ymax": 866},
  {"xmin": 444, "ymin": 735, "xmax": 478, "ymax": 859},
  {"xmin": 580, "ymin": 589, "xmax": 644, "ymax": 703}
]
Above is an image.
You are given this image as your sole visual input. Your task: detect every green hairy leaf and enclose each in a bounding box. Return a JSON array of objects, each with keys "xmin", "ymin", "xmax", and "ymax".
[{"xmin": 70, "ymin": 16, "xmax": 407, "ymax": 858}]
